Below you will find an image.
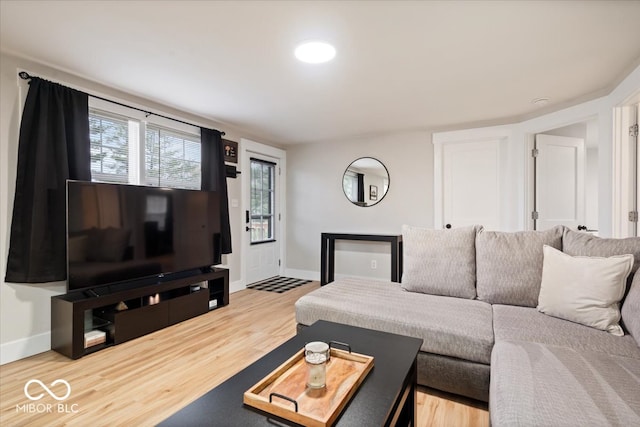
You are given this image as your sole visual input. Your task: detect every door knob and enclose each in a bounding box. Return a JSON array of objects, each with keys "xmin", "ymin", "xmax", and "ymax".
[{"xmin": 445, "ymin": 224, "xmax": 452, "ymax": 229}]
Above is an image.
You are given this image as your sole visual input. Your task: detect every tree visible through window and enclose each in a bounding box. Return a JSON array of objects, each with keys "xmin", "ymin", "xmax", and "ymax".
[{"xmin": 89, "ymin": 112, "xmax": 131, "ymax": 183}]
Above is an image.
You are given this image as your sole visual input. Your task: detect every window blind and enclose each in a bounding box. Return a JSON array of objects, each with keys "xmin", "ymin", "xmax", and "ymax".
[{"xmin": 145, "ymin": 125, "xmax": 201, "ymax": 189}]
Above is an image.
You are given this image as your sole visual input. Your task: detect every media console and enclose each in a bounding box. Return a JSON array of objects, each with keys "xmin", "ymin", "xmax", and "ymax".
[{"xmin": 51, "ymin": 268, "xmax": 229, "ymax": 359}]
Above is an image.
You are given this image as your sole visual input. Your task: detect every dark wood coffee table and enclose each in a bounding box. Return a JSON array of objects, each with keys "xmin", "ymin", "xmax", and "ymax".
[{"xmin": 160, "ymin": 320, "xmax": 423, "ymax": 426}]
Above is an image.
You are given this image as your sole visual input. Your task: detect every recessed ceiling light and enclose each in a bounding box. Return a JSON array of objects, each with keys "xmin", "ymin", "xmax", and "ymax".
[
  {"xmin": 294, "ymin": 41, "xmax": 336, "ymax": 64},
  {"xmin": 531, "ymin": 97, "xmax": 550, "ymax": 106}
]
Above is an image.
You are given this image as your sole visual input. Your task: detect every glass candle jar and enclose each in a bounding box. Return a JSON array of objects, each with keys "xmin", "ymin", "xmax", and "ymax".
[{"xmin": 305, "ymin": 341, "xmax": 329, "ymax": 389}]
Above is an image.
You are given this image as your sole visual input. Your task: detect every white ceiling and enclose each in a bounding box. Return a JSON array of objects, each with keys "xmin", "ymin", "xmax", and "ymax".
[{"xmin": 1, "ymin": 1, "xmax": 640, "ymax": 145}]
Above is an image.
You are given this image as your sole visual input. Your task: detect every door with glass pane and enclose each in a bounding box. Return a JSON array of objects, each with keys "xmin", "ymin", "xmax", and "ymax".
[{"xmin": 246, "ymin": 157, "xmax": 280, "ymax": 284}]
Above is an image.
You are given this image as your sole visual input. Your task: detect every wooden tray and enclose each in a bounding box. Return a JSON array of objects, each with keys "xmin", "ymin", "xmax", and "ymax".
[{"xmin": 243, "ymin": 345, "xmax": 374, "ymax": 427}]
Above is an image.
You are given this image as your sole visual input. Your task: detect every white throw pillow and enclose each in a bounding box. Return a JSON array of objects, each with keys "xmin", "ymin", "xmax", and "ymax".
[{"xmin": 537, "ymin": 245, "xmax": 633, "ymax": 336}]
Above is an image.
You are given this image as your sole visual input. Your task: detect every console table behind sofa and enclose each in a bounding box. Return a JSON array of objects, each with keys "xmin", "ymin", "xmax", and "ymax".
[{"xmin": 320, "ymin": 233, "xmax": 403, "ymax": 286}]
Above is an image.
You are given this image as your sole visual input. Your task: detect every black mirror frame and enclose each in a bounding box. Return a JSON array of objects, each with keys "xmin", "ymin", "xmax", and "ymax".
[{"xmin": 342, "ymin": 157, "xmax": 390, "ymax": 207}]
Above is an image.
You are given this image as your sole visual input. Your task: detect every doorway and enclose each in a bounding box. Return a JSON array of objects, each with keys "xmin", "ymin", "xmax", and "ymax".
[
  {"xmin": 530, "ymin": 119, "xmax": 598, "ymax": 233},
  {"xmin": 240, "ymin": 139, "xmax": 286, "ymax": 286},
  {"xmin": 613, "ymin": 97, "xmax": 639, "ymax": 238},
  {"xmin": 613, "ymin": 102, "xmax": 640, "ymax": 237},
  {"xmin": 636, "ymin": 104, "xmax": 639, "ymax": 237}
]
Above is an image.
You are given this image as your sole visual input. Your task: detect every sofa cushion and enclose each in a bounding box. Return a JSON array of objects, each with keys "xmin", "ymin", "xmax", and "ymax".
[
  {"xmin": 476, "ymin": 226, "xmax": 563, "ymax": 307},
  {"xmin": 622, "ymin": 271, "xmax": 640, "ymax": 346},
  {"xmin": 537, "ymin": 245, "xmax": 633, "ymax": 336},
  {"xmin": 401, "ymin": 224, "xmax": 481, "ymax": 299},
  {"xmin": 563, "ymin": 228, "xmax": 640, "ymax": 276},
  {"xmin": 563, "ymin": 229, "xmax": 640, "ymax": 341},
  {"xmin": 295, "ymin": 277, "xmax": 494, "ymax": 364},
  {"xmin": 490, "ymin": 341, "xmax": 640, "ymax": 427},
  {"xmin": 493, "ymin": 304, "xmax": 640, "ymax": 359},
  {"xmin": 417, "ymin": 352, "xmax": 490, "ymax": 403}
]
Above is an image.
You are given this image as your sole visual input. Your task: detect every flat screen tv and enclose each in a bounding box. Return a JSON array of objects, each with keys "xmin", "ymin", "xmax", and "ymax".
[{"xmin": 66, "ymin": 180, "xmax": 222, "ymax": 292}]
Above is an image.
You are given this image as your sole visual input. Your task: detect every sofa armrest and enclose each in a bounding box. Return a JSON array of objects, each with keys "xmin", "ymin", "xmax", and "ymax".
[{"xmin": 621, "ymin": 271, "xmax": 640, "ymax": 345}]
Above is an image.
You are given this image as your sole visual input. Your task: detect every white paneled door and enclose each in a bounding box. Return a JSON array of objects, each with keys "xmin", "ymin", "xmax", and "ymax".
[
  {"xmin": 441, "ymin": 140, "xmax": 502, "ymax": 230},
  {"xmin": 534, "ymin": 134, "xmax": 585, "ymax": 231}
]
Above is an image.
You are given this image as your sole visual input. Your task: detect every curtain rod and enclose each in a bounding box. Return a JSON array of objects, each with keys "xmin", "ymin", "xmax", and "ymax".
[{"xmin": 18, "ymin": 71, "xmax": 225, "ymax": 136}]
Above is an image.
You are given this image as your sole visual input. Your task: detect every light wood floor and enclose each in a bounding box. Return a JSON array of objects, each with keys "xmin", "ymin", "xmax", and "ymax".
[{"xmin": 0, "ymin": 282, "xmax": 488, "ymax": 426}]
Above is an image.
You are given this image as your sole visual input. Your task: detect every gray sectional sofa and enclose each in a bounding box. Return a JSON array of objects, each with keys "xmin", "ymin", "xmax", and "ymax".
[{"xmin": 295, "ymin": 226, "xmax": 640, "ymax": 426}]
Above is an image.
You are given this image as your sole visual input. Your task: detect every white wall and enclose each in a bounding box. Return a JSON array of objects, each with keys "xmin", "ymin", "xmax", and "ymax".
[
  {"xmin": 585, "ymin": 147, "xmax": 600, "ymax": 231},
  {"xmin": 285, "ymin": 131, "xmax": 432, "ymax": 279},
  {"xmin": 0, "ymin": 52, "xmax": 262, "ymax": 364}
]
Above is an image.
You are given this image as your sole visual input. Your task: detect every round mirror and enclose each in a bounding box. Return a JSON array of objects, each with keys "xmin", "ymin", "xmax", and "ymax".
[{"xmin": 342, "ymin": 157, "xmax": 390, "ymax": 207}]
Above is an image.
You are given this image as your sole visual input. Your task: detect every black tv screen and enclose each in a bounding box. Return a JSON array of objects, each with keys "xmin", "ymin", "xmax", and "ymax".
[{"xmin": 66, "ymin": 181, "xmax": 221, "ymax": 292}]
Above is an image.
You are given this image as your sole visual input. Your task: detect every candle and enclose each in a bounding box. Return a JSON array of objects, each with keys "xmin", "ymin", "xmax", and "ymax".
[
  {"xmin": 305, "ymin": 342, "xmax": 329, "ymax": 389},
  {"xmin": 307, "ymin": 355, "xmax": 326, "ymax": 388}
]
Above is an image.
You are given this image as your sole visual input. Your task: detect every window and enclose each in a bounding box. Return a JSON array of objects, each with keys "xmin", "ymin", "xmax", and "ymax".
[
  {"xmin": 89, "ymin": 109, "xmax": 200, "ymax": 189},
  {"xmin": 90, "ymin": 111, "xmax": 137, "ymax": 183},
  {"xmin": 145, "ymin": 125, "xmax": 201, "ymax": 189},
  {"xmin": 250, "ymin": 158, "xmax": 276, "ymax": 244},
  {"xmin": 343, "ymin": 170, "xmax": 358, "ymax": 203}
]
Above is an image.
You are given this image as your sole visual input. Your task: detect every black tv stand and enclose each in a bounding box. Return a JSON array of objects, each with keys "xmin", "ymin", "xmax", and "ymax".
[{"xmin": 51, "ymin": 268, "xmax": 229, "ymax": 359}]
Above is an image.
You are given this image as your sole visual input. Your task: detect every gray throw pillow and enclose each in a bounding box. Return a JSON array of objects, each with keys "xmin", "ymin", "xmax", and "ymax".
[
  {"xmin": 562, "ymin": 229, "xmax": 640, "ymax": 274},
  {"xmin": 401, "ymin": 224, "xmax": 482, "ymax": 299},
  {"xmin": 476, "ymin": 226, "xmax": 564, "ymax": 307}
]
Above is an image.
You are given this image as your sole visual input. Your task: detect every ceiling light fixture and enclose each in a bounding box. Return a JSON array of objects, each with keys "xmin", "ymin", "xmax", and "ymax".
[{"xmin": 294, "ymin": 41, "xmax": 336, "ymax": 64}]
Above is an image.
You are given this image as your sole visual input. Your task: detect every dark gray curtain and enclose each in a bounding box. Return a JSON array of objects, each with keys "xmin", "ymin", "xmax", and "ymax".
[
  {"xmin": 201, "ymin": 128, "xmax": 232, "ymax": 254},
  {"xmin": 5, "ymin": 78, "xmax": 91, "ymax": 283}
]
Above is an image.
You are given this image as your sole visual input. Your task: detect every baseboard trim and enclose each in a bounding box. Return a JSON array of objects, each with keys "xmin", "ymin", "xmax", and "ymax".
[
  {"xmin": 1, "ymin": 332, "xmax": 50, "ymax": 365},
  {"xmin": 229, "ymin": 280, "xmax": 245, "ymax": 294}
]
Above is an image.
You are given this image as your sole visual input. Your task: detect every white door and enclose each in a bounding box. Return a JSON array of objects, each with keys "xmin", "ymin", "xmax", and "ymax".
[
  {"xmin": 442, "ymin": 140, "xmax": 501, "ymax": 230},
  {"xmin": 534, "ymin": 134, "xmax": 585, "ymax": 231},
  {"xmin": 245, "ymin": 155, "xmax": 280, "ymax": 284},
  {"xmin": 634, "ymin": 104, "xmax": 639, "ymax": 237}
]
